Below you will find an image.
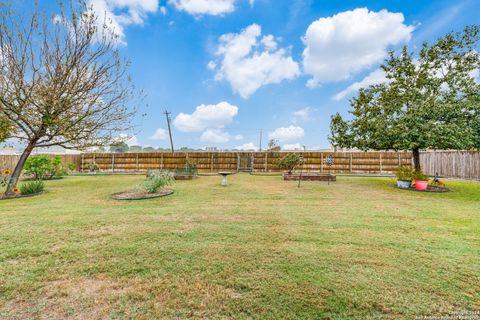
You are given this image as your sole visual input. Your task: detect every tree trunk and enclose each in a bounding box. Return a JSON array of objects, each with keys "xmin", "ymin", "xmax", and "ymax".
[
  {"xmin": 5, "ymin": 142, "xmax": 36, "ymax": 195},
  {"xmin": 412, "ymin": 148, "xmax": 421, "ymax": 172}
]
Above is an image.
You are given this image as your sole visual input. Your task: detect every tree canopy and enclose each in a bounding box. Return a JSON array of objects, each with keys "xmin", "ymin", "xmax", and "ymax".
[
  {"xmin": 0, "ymin": 1, "xmax": 137, "ymax": 193},
  {"xmin": 329, "ymin": 26, "xmax": 480, "ymax": 171}
]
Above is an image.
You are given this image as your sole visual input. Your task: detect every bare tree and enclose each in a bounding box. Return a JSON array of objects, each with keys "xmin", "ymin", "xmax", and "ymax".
[{"xmin": 0, "ymin": 1, "xmax": 137, "ymax": 194}]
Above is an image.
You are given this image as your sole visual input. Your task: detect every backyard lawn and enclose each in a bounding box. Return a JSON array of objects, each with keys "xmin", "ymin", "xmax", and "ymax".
[{"xmin": 0, "ymin": 174, "xmax": 479, "ymax": 319}]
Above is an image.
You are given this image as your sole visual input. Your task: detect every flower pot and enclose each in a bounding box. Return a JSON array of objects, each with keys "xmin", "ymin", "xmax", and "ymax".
[
  {"xmin": 415, "ymin": 180, "xmax": 429, "ymax": 191},
  {"xmin": 396, "ymin": 180, "xmax": 411, "ymax": 189}
]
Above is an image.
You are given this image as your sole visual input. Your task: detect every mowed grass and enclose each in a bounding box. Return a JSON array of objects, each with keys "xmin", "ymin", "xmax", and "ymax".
[{"xmin": 0, "ymin": 174, "xmax": 479, "ymax": 319}]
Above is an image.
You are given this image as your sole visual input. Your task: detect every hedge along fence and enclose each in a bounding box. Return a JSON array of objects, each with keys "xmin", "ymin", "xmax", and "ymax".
[{"xmin": 74, "ymin": 151, "xmax": 412, "ymax": 174}]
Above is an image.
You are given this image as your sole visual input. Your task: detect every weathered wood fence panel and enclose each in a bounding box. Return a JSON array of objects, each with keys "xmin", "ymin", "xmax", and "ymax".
[
  {"xmin": 421, "ymin": 151, "xmax": 480, "ymax": 181},
  {"xmin": 0, "ymin": 155, "xmax": 19, "ymax": 172}
]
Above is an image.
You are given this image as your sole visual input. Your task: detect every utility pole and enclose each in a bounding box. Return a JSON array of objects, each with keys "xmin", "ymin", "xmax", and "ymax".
[
  {"xmin": 164, "ymin": 110, "xmax": 174, "ymax": 152},
  {"xmin": 259, "ymin": 130, "xmax": 262, "ymax": 152}
]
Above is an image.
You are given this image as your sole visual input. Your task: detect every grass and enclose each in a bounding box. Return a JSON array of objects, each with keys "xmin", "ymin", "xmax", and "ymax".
[{"xmin": 0, "ymin": 174, "xmax": 479, "ymax": 319}]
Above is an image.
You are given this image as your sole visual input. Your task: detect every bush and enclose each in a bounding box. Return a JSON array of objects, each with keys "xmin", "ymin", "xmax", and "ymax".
[
  {"xmin": 20, "ymin": 180, "xmax": 45, "ymax": 195},
  {"xmin": 175, "ymin": 160, "xmax": 198, "ymax": 176},
  {"xmin": 413, "ymin": 170, "xmax": 429, "ymax": 181},
  {"xmin": 395, "ymin": 166, "xmax": 413, "ymax": 181},
  {"xmin": 277, "ymin": 153, "xmax": 304, "ymax": 174},
  {"xmin": 87, "ymin": 162, "xmax": 99, "ymax": 172},
  {"xmin": 24, "ymin": 155, "xmax": 67, "ymax": 180},
  {"xmin": 140, "ymin": 170, "xmax": 174, "ymax": 193}
]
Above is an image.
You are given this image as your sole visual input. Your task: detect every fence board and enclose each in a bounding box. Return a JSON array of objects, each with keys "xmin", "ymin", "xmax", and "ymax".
[{"xmin": 420, "ymin": 151, "xmax": 480, "ymax": 181}]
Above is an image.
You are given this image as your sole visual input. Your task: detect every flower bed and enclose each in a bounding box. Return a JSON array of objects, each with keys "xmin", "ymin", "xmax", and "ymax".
[
  {"xmin": 0, "ymin": 192, "xmax": 44, "ymax": 201},
  {"xmin": 112, "ymin": 188, "xmax": 174, "ymax": 200},
  {"xmin": 174, "ymin": 174, "xmax": 198, "ymax": 181},
  {"xmin": 283, "ymin": 173, "xmax": 336, "ymax": 181},
  {"xmin": 394, "ymin": 185, "xmax": 450, "ymax": 193}
]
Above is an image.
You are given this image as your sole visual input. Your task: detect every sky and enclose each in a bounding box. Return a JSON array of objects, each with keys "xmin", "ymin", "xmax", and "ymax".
[{"xmin": 15, "ymin": 0, "xmax": 480, "ymax": 150}]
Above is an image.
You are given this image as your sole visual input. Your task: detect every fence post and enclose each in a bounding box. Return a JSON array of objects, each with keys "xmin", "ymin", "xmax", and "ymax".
[
  {"xmin": 211, "ymin": 153, "xmax": 214, "ymax": 172},
  {"xmin": 264, "ymin": 152, "xmax": 268, "ymax": 172},
  {"xmin": 398, "ymin": 154, "xmax": 401, "ymax": 168},
  {"xmin": 320, "ymin": 153, "xmax": 323, "ymax": 173},
  {"xmin": 349, "ymin": 153, "xmax": 353, "ymax": 173},
  {"xmin": 237, "ymin": 153, "xmax": 240, "ymax": 172},
  {"xmin": 136, "ymin": 153, "xmax": 139, "ymax": 172},
  {"xmin": 379, "ymin": 153, "xmax": 383, "ymax": 174},
  {"xmin": 81, "ymin": 154, "xmax": 84, "ymax": 173},
  {"xmin": 112, "ymin": 153, "xmax": 115, "ymax": 172}
]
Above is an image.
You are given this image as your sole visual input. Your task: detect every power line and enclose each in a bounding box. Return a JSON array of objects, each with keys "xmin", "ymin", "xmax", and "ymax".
[{"xmin": 164, "ymin": 110, "xmax": 174, "ymax": 152}]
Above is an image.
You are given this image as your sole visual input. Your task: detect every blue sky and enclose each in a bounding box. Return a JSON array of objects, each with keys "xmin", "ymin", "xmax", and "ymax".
[{"xmin": 25, "ymin": 0, "xmax": 480, "ymax": 150}]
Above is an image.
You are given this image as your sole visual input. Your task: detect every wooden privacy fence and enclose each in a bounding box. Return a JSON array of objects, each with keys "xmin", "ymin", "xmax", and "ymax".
[
  {"xmin": 0, "ymin": 154, "xmax": 82, "ymax": 173},
  {"xmin": 76, "ymin": 151, "xmax": 412, "ymax": 174},
  {"xmin": 3, "ymin": 151, "xmax": 480, "ymax": 180},
  {"xmin": 420, "ymin": 151, "xmax": 480, "ymax": 181}
]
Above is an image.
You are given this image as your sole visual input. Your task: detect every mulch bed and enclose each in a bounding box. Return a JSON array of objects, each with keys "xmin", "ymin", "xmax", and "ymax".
[
  {"xmin": 0, "ymin": 192, "xmax": 45, "ymax": 201},
  {"xmin": 111, "ymin": 188, "xmax": 174, "ymax": 200},
  {"xmin": 174, "ymin": 175, "xmax": 198, "ymax": 180},
  {"xmin": 283, "ymin": 173, "xmax": 336, "ymax": 181},
  {"xmin": 394, "ymin": 185, "xmax": 450, "ymax": 193}
]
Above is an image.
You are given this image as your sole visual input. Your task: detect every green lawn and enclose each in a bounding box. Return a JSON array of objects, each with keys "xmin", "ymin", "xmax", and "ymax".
[{"xmin": 0, "ymin": 174, "xmax": 479, "ymax": 319}]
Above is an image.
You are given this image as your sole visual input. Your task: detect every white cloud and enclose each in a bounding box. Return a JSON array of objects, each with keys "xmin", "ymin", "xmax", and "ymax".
[
  {"xmin": 282, "ymin": 143, "xmax": 302, "ymax": 150},
  {"xmin": 168, "ymin": 0, "xmax": 235, "ymax": 16},
  {"xmin": 292, "ymin": 107, "xmax": 311, "ymax": 123},
  {"xmin": 117, "ymin": 133, "xmax": 139, "ymax": 146},
  {"xmin": 200, "ymin": 129, "xmax": 231, "ymax": 143},
  {"xmin": 302, "ymin": 8, "xmax": 414, "ymax": 87},
  {"xmin": 151, "ymin": 128, "xmax": 168, "ymax": 140},
  {"xmin": 234, "ymin": 142, "xmax": 257, "ymax": 150},
  {"xmin": 173, "ymin": 101, "xmax": 238, "ymax": 132},
  {"xmin": 207, "ymin": 61, "xmax": 217, "ymax": 70},
  {"xmin": 333, "ymin": 68, "xmax": 388, "ymax": 100},
  {"xmin": 269, "ymin": 126, "xmax": 305, "ymax": 142},
  {"xmin": 88, "ymin": 0, "xmax": 160, "ymax": 44},
  {"xmin": 234, "ymin": 134, "xmax": 243, "ymax": 140},
  {"xmin": 211, "ymin": 24, "xmax": 300, "ymax": 98}
]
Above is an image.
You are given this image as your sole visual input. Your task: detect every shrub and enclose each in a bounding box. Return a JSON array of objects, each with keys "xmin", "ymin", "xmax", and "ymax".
[
  {"xmin": 24, "ymin": 155, "xmax": 67, "ymax": 180},
  {"xmin": 395, "ymin": 166, "xmax": 413, "ymax": 181},
  {"xmin": 87, "ymin": 162, "xmax": 99, "ymax": 172},
  {"xmin": 413, "ymin": 170, "xmax": 429, "ymax": 181},
  {"xmin": 277, "ymin": 153, "xmax": 304, "ymax": 174},
  {"xmin": 20, "ymin": 180, "xmax": 45, "ymax": 195},
  {"xmin": 140, "ymin": 170, "xmax": 174, "ymax": 193},
  {"xmin": 175, "ymin": 160, "xmax": 198, "ymax": 176},
  {"xmin": 67, "ymin": 162, "xmax": 76, "ymax": 172}
]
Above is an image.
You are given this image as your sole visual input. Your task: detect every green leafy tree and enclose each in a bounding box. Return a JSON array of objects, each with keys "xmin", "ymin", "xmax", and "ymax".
[
  {"xmin": 0, "ymin": 1, "xmax": 136, "ymax": 194},
  {"xmin": 110, "ymin": 142, "xmax": 129, "ymax": 153},
  {"xmin": 277, "ymin": 153, "xmax": 304, "ymax": 174},
  {"xmin": 0, "ymin": 117, "xmax": 10, "ymax": 142},
  {"xmin": 330, "ymin": 26, "xmax": 480, "ymax": 171},
  {"xmin": 128, "ymin": 145, "xmax": 143, "ymax": 152}
]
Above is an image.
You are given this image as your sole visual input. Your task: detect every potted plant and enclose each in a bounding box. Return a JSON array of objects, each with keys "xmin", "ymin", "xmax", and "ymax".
[
  {"xmin": 395, "ymin": 166, "xmax": 413, "ymax": 189},
  {"xmin": 413, "ymin": 170, "xmax": 429, "ymax": 191}
]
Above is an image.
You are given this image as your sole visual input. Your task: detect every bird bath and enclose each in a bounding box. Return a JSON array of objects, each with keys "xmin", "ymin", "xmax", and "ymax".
[{"xmin": 218, "ymin": 172, "xmax": 233, "ymax": 186}]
